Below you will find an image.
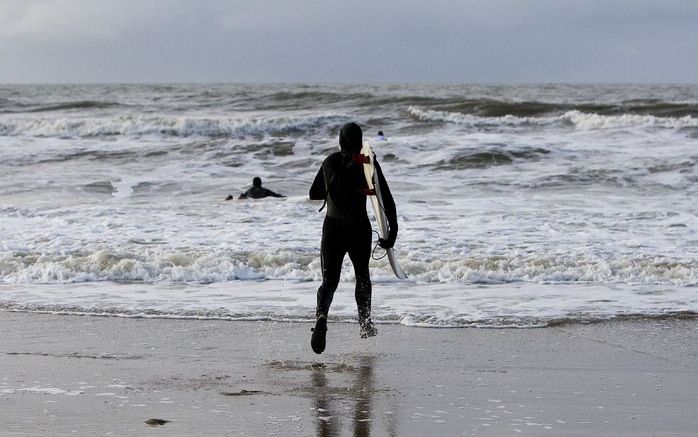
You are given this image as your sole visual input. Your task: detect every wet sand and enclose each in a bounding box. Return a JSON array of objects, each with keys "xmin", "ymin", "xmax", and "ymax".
[{"xmin": 0, "ymin": 312, "xmax": 696, "ymax": 436}]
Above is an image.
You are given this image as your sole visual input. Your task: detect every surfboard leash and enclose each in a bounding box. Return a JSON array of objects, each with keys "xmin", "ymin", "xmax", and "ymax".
[{"xmin": 371, "ymin": 230, "xmax": 388, "ymax": 260}]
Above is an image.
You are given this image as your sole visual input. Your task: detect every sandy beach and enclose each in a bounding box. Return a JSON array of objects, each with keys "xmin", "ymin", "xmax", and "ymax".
[{"xmin": 0, "ymin": 312, "xmax": 695, "ymax": 436}]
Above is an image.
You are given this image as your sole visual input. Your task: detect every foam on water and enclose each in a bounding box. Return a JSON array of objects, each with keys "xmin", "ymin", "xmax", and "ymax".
[
  {"xmin": 0, "ymin": 112, "xmax": 345, "ymax": 138},
  {"xmin": 2, "ymin": 83, "xmax": 698, "ymax": 327},
  {"xmin": 0, "ymin": 281, "xmax": 695, "ymax": 328},
  {"xmin": 406, "ymin": 106, "xmax": 698, "ymax": 130}
]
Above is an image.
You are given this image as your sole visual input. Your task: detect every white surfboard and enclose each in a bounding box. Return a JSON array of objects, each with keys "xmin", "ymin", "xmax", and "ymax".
[{"xmin": 360, "ymin": 143, "xmax": 408, "ymax": 279}]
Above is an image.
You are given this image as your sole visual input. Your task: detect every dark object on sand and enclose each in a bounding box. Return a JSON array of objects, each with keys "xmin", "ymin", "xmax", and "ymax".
[
  {"xmin": 220, "ymin": 389, "xmax": 265, "ymax": 396},
  {"xmin": 144, "ymin": 418, "xmax": 170, "ymax": 426}
]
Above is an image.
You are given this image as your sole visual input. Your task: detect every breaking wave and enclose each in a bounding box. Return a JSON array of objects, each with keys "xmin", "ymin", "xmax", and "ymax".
[
  {"xmin": 0, "ymin": 113, "xmax": 344, "ymax": 138},
  {"xmin": 2, "ymin": 250, "xmax": 696, "ymax": 286},
  {"xmin": 233, "ymin": 89, "xmax": 698, "ymax": 118},
  {"xmin": 560, "ymin": 110, "xmax": 698, "ymax": 130},
  {"xmin": 431, "ymin": 146, "xmax": 551, "ymax": 170},
  {"xmin": 0, "ymin": 100, "xmax": 123, "ymax": 114},
  {"xmin": 411, "ymin": 98, "xmax": 698, "ymax": 118},
  {"xmin": 0, "ymin": 249, "xmax": 316, "ymax": 284},
  {"xmin": 407, "ymin": 106, "xmax": 698, "ymax": 130}
]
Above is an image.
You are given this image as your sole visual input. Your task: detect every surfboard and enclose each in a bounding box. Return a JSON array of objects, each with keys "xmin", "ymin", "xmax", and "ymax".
[{"xmin": 360, "ymin": 143, "xmax": 408, "ymax": 279}]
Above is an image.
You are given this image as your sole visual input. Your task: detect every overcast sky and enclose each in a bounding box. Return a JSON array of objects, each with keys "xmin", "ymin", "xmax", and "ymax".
[{"xmin": 1, "ymin": 0, "xmax": 697, "ymax": 84}]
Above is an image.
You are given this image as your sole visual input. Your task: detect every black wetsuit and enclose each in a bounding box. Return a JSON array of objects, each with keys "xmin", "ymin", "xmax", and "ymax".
[
  {"xmin": 309, "ymin": 150, "xmax": 397, "ymax": 323},
  {"xmin": 239, "ymin": 186, "xmax": 284, "ymax": 199}
]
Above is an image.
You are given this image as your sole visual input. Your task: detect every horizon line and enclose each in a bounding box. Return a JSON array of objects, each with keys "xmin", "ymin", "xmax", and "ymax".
[{"xmin": 2, "ymin": 80, "xmax": 697, "ymax": 87}]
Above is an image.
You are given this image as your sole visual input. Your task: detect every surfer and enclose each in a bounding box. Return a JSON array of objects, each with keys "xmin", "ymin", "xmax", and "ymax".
[
  {"xmin": 226, "ymin": 177, "xmax": 284, "ymax": 200},
  {"xmin": 308, "ymin": 122, "xmax": 398, "ymax": 354},
  {"xmin": 375, "ymin": 130, "xmax": 386, "ymax": 141}
]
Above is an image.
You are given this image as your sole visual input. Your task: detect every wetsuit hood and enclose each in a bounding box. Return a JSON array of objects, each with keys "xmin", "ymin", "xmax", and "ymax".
[{"xmin": 339, "ymin": 122, "xmax": 362, "ymax": 154}]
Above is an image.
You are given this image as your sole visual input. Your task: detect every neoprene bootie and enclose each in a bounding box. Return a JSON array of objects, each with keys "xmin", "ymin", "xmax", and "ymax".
[{"xmin": 311, "ymin": 314, "xmax": 327, "ymax": 354}]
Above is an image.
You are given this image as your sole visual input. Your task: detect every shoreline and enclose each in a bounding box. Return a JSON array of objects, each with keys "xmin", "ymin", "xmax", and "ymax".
[
  {"xmin": 2, "ymin": 280, "xmax": 696, "ymax": 330},
  {"xmin": 2, "ymin": 305, "xmax": 696, "ymax": 329},
  {"xmin": 1, "ymin": 312, "xmax": 697, "ymax": 436}
]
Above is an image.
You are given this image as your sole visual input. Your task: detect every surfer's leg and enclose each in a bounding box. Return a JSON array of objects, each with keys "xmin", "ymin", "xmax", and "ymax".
[
  {"xmin": 349, "ymin": 220, "xmax": 376, "ymax": 337},
  {"xmin": 316, "ymin": 218, "xmax": 346, "ymax": 318},
  {"xmin": 313, "ymin": 218, "xmax": 346, "ymax": 354}
]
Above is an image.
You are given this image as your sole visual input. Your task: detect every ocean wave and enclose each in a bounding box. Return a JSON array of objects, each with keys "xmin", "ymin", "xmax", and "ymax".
[
  {"xmin": 2, "ymin": 249, "xmax": 696, "ymax": 286},
  {"xmin": 407, "ymin": 106, "xmax": 698, "ymax": 130},
  {"xmin": 560, "ymin": 110, "xmax": 698, "ymax": 130},
  {"xmin": 249, "ymin": 90, "xmax": 698, "ymax": 118},
  {"xmin": 416, "ymin": 98, "xmax": 698, "ymax": 118},
  {"xmin": 407, "ymin": 106, "xmax": 543, "ymax": 127},
  {"xmin": 431, "ymin": 146, "xmax": 551, "ymax": 170},
  {"xmin": 402, "ymin": 255, "xmax": 698, "ymax": 286},
  {"xmin": 262, "ymin": 90, "xmax": 373, "ymax": 107},
  {"xmin": 531, "ymin": 168, "xmax": 634, "ymax": 188},
  {"xmin": 414, "ymin": 99, "xmax": 577, "ymax": 118},
  {"xmin": 612, "ymin": 99, "xmax": 698, "ymax": 118},
  {"xmin": 0, "ymin": 250, "xmax": 301, "ymax": 284},
  {"xmin": 0, "ymin": 113, "xmax": 344, "ymax": 138},
  {"xmin": 2, "ymin": 100, "xmax": 123, "ymax": 114}
]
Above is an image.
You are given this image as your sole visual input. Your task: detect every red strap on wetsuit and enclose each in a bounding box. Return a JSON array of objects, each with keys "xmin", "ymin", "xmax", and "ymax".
[
  {"xmin": 352, "ymin": 154, "xmax": 370, "ymax": 164},
  {"xmin": 352, "ymin": 154, "xmax": 373, "ymax": 195}
]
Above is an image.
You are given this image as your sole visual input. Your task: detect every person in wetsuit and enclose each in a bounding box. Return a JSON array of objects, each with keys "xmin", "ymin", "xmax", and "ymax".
[
  {"xmin": 308, "ymin": 122, "xmax": 398, "ymax": 354},
  {"xmin": 226, "ymin": 177, "xmax": 284, "ymax": 200}
]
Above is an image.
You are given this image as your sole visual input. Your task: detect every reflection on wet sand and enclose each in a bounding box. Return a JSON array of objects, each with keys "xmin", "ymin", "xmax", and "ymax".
[
  {"xmin": 351, "ymin": 356, "xmax": 374, "ymax": 437},
  {"xmin": 312, "ymin": 367, "xmax": 339, "ymax": 437},
  {"xmin": 264, "ymin": 354, "xmax": 396, "ymax": 436},
  {"xmin": 311, "ymin": 355, "xmax": 381, "ymax": 437}
]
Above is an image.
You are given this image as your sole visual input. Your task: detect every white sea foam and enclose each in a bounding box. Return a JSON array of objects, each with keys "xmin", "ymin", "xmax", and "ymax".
[
  {"xmin": 406, "ymin": 106, "xmax": 698, "ymax": 130},
  {"xmin": 1, "ymin": 249, "xmax": 696, "ymax": 286},
  {"xmin": 406, "ymin": 106, "xmax": 553, "ymax": 127},
  {"xmin": 0, "ymin": 281, "xmax": 695, "ymax": 328},
  {"xmin": 0, "ymin": 112, "xmax": 344, "ymax": 138},
  {"xmin": 0, "ymin": 386, "xmax": 83, "ymax": 396},
  {"xmin": 559, "ymin": 110, "xmax": 698, "ymax": 130}
]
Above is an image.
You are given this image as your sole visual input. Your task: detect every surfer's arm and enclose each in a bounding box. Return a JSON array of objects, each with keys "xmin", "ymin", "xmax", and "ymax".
[
  {"xmin": 264, "ymin": 188, "xmax": 285, "ymax": 198},
  {"xmin": 309, "ymin": 168, "xmax": 326, "ymax": 200},
  {"xmin": 374, "ymin": 160, "xmax": 398, "ymax": 245}
]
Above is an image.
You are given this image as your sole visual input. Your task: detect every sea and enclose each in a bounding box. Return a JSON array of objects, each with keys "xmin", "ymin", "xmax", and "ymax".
[{"xmin": 1, "ymin": 83, "xmax": 697, "ymax": 327}]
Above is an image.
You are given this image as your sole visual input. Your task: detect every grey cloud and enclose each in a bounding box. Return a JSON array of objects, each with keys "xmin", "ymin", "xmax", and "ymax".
[{"xmin": 0, "ymin": 0, "xmax": 696, "ymax": 83}]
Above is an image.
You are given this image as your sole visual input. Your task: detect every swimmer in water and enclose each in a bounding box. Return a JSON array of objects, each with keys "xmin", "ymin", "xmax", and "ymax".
[{"xmin": 226, "ymin": 177, "xmax": 285, "ymax": 200}]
